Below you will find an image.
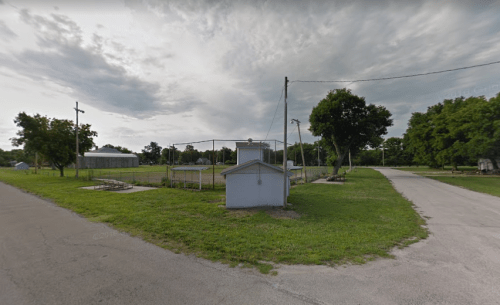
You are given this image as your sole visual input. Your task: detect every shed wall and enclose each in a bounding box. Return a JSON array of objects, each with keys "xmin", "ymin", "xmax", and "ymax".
[
  {"xmin": 225, "ymin": 172, "xmax": 289, "ymax": 208},
  {"xmin": 237, "ymin": 148, "xmax": 262, "ymax": 165}
]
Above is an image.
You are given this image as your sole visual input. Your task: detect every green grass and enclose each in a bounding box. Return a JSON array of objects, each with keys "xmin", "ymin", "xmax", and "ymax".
[
  {"xmin": 396, "ymin": 166, "xmax": 478, "ymax": 172},
  {"xmin": 0, "ymin": 167, "xmax": 427, "ymax": 273},
  {"xmin": 425, "ymin": 176, "xmax": 500, "ymax": 197}
]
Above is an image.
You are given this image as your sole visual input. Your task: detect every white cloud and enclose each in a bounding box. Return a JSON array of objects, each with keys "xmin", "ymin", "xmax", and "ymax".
[{"xmin": 1, "ymin": 0, "xmax": 500, "ymax": 152}]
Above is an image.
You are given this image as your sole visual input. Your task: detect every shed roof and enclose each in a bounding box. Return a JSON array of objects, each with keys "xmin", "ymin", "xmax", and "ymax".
[
  {"xmin": 220, "ymin": 159, "xmax": 293, "ymax": 176},
  {"xmin": 15, "ymin": 162, "xmax": 28, "ymax": 166}
]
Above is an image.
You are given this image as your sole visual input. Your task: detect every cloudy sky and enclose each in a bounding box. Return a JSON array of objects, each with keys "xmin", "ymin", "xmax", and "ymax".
[{"xmin": 1, "ymin": 0, "xmax": 499, "ymax": 153}]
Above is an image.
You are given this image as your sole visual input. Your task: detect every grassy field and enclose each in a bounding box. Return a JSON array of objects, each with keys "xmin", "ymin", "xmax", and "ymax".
[
  {"xmin": 394, "ymin": 166, "xmax": 500, "ymax": 197},
  {"xmin": 396, "ymin": 166, "xmax": 478, "ymax": 173},
  {"xmin": 424, "ymin": 176, "xmax": 500, "ymax": 197},
  {"xmin": 0, "ymin": 167, "xmax": 427, "ymax": 274}
]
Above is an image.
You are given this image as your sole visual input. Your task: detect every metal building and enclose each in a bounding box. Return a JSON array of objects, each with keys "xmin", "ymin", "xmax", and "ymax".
[
  {"xmin": 15, "ymin": 162, "xmax": 29, "ymax": 170},
  {"xmin": 79, "ymin": 147, "xmax": 139, "ymax": 169}
]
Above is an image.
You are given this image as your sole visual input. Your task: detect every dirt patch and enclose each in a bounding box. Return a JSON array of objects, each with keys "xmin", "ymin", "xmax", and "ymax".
[
  {"xmin": 266, "ymin": 209, "xmax": 301, "ymax": 219},
  {"xmin": 221, "ymin": 206, "xmax": 301, "ymax": 219}
]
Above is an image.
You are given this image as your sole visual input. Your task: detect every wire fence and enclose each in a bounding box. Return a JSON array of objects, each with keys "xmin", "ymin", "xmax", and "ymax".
[
  {"xmin": 289, "ymin": 167, "xmax": 330, "ymax": 183},
  {"xmin": 84, "ymin": 166, "xmax": 329, "ymax": 190}
]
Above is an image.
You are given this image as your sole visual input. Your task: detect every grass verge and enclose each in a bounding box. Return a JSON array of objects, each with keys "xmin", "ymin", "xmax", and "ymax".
[
  {"xmin": 424, "ymin": 176, "xmax": 500, "ymax": 197},
  {"xmin": 0, "ymin": 167, "xmax": 427, "ymax": 273}
]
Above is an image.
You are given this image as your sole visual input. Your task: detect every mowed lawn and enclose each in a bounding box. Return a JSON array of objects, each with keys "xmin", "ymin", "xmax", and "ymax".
[
  {"xmin": 0, "ymin": 167, "xmax": 427, "ymax": 273},
  {"xmin": 424, "ymin": 176, "xmax": 500, "ymax": 197},
  {"xmin": 396, "ymin": 167, "xmax": 500, "ymax": 198}
]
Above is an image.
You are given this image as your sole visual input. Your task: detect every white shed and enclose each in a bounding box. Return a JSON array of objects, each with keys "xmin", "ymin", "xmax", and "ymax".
[
  {"xmin": 236, "ymin": 141, "xmax": 269, "ymax": 165},
  {"xmin": 221, "ymin": 159, "xmax": 293, "ymax": 208},
  {"xmin": 15, "ymin": 162, "xmax": 29, "ymax": 170}
]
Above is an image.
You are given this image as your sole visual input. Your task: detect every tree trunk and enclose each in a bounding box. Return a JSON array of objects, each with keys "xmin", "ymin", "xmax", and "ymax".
[{"xmin": 57, "ymin": 166, "xmax": 64, "ymax": 177}]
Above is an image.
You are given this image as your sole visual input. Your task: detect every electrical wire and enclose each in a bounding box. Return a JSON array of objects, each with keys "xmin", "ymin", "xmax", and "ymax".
[
  {"xmin": 287, "ymin": 124, "xmax": 297, "ymax": 142},
  {"xmin": 290, "ymin": 60, "xmax": 500, "ymax": 83},
  {"xmin": 264, "ymin": 86, "xmax": 285, "ymax": 141}
]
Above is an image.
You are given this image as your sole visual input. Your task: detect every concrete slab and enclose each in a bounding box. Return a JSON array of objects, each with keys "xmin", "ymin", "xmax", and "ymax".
[{"xmin": 79, "ymin": 186, "xmax": 158, "ymax": 193}]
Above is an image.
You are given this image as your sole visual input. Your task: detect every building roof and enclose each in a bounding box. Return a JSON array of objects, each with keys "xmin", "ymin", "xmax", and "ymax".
[
  {"xmin": 235, "ymin": 142, "xmax": 270, "ymax": 148},
  {"xmin": 15, "ymin": 162, "xmax": 28, "ymax": 166},
  {"xmin": 92, "ymin": 147, "xmax": 122, "ymax": 154},
  {"xmin": 84, "ymin": 152, "xmax": 137, "ymax": 158},
  {"xmin": 220, "ymin": 159, "xmax": 293, "ymax": 176}
]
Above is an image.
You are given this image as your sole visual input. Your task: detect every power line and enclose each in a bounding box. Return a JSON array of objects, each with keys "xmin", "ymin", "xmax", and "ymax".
[
  {"xmin": 287, "ymin": 124, "xmax": 297, "ymax": 142},
  {"xmin": 264, "ymin": 86, "xmax": 285, "ymax": 141},
  {"xmin": 290, "ymin": 60, "xmax": 500, "ymax": 83}
]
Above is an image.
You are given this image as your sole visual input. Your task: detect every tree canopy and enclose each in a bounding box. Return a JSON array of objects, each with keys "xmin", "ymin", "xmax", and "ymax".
[
  {"xmin": 11, "ymin": 112, "xmax": 97, "ymax": 176},
  {"xmin": 103, "ymin": 144, "xmax": 132, "ymax": 154},
  {"xmin": 141, "ymin": 142, "xmax": 162, "ymax": 164},
  {"xmin": 309, "ymin": 88, "xmax": 393, "ymax": 174},
  {"xmin": 404, "ymin": 93, "xmax": 500, "ymax": 169}
]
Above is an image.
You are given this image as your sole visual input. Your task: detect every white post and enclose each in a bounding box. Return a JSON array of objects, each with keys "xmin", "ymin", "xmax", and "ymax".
[{"xmin": 199, "ymin": 170, "xmax": 202, "ymax": 191}]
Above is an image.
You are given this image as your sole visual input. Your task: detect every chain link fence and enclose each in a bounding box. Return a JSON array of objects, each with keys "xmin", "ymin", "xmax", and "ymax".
[{"xmin": 88, "ymin": 166, "xmax": 329, "ymax": 189}]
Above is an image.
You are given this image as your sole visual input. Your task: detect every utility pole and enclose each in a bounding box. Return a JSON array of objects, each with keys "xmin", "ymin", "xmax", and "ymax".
[
  {"xmin": 283, "ymin": 77, "xmax": 288, "ymax": 208},
  {"xmin": 317, "ymin": 142, "xmax": 320, "ymax": 167},
  {"xmin": 74, "ymin": 101, "xmax": 85, "ymax": 178},
  {"xmin": 382, "ymin": 142, "xmax": 385, "ymax": 167},
  {"xmin": 349, "ymin": 150, "xmax": 352, "ymax": 171},
  {"xmin": 291, "ymin": 119, "xmax": 307, "ymax": 183},
  {"xmin": 212, "ymin": 139, "xmax": 215, "ymax": 190}
]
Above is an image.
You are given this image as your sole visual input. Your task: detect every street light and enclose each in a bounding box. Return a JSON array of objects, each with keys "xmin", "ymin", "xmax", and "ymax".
[{"xmin": 74, "ymin": 101, "xmax": 85, "ymax": 178}]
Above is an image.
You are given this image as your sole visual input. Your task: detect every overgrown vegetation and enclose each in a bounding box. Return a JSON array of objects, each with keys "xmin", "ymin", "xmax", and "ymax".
[{"xmin": 0, "ymin": 167, "xmax": 427, "ymax": 274}]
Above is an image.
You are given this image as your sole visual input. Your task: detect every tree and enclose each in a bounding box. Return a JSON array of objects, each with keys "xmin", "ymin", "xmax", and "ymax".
[
  {"xmin": 309, "ymin": 89, "xmax": 393, "ymax": 175},
  {"xmin": 384, "ymin": 137, "xmax": 405, "ymax": 166},
  {"xmin": 178, "ymin": 145, "xmax": 201, "ymax": 164},
  {"xmin": 11, "ymin": 112, "xmax": 97, "ymax": 176},
  {"xmin": 103, "ymin": 144, "xmax": 132, "ymax": 154},
  {"xmin": 160, "ymin": 146, "xmax": 178, "ymax": 165},
  {"xmin": 404, "ymin": 94, "xmax": 500, "ymax": 169},
  {"xmin": 141, "ymin": 142, "xmax": 162, "ymax": 164}
]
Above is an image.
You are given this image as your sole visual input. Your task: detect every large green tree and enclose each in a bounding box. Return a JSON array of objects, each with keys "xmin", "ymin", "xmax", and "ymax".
[
  {"xmin": 309, "ymin": 88, "xmax": 393, "ymax": 175},
  {"xmin": 12, "ymin": 112, "xmax": 97, "ymax": 176},
  {"xmin": 404, "ymin": 94, "xmax": 500, "ymax": 169},
  {"xmin": 142, "ymin": 142, "xmax": 162, "ymax": 164},
  {"xmin": 103, "ymin": 144, "xmax": 132, "ymax": 154}
]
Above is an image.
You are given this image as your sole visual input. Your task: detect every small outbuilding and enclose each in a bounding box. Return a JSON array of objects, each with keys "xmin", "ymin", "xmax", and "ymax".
[
  {"xmin": 221, "ymin": 140, "xmax": 292, "ymax": 209},
  {"xmin": 221, "ymin": 160, "xmax": 293, "ymax": 208},
  {"xmin": 15, "ymin": 162, "xmax": 29, "ymax": 170},
  {"xmin": 478, "ymin": 158, "xmax": 500, "ymax": 171}
]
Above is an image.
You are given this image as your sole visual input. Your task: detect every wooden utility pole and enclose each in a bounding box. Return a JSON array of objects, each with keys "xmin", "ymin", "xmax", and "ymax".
[
  {"xmin": 283, "ymin": 77, "xmax": 288, "ymax": 208},
  {"xmin": 74, "ymin": 101, "xmax": 84, "ymax": 178},
  {"xmin": 212, "ymin": 139, "xmax": 215, "ymax": 190},
  {"xmin": 35, "ymin": 152, "xmax": 38, "ymax": 174},
  {"xmin": 291, "ymin": 119, "xmax": 307, "ymax": 183},
  {"xmin": 349, "ymin": 150, "xmax": 352, "ymax": 171}
]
